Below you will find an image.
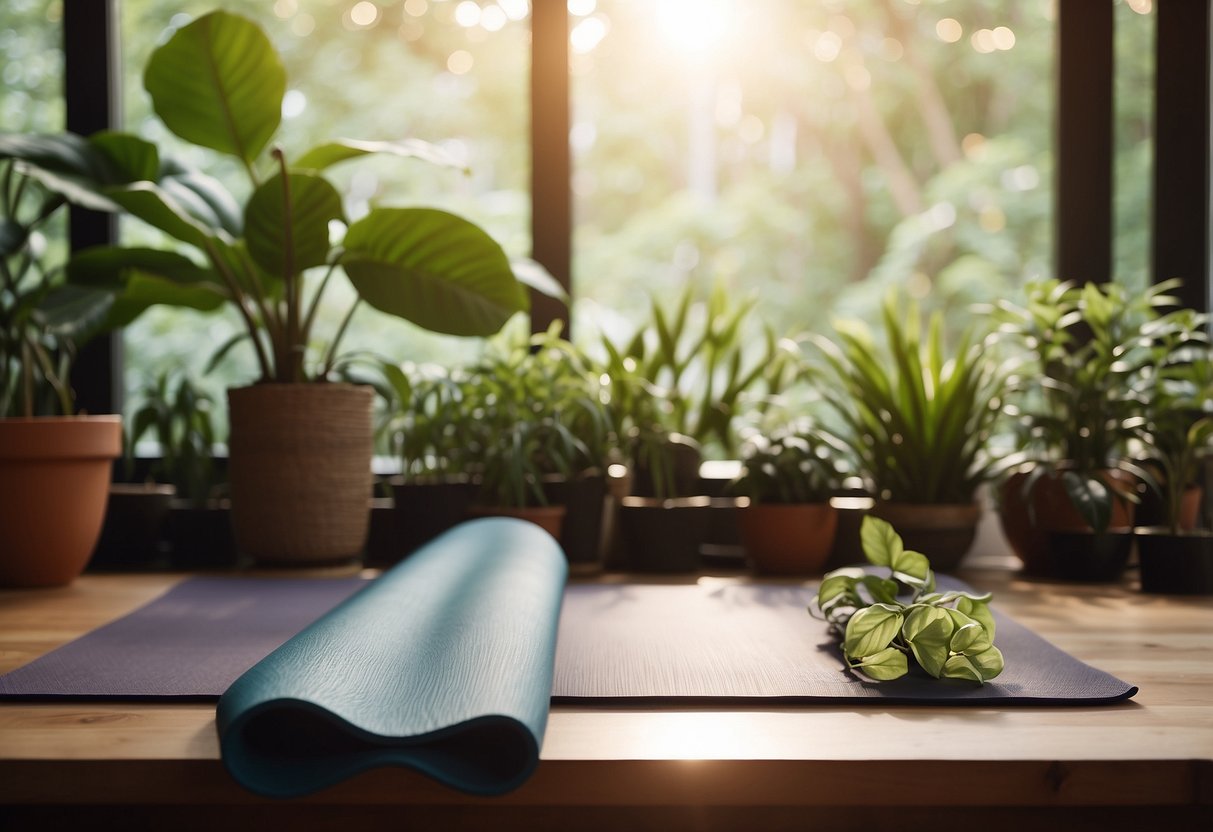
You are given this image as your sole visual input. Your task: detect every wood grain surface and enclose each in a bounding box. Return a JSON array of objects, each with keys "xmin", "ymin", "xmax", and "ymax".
[{"xmin": 1, "ymin": 567, "xmax": 1210, "ymax": 828}]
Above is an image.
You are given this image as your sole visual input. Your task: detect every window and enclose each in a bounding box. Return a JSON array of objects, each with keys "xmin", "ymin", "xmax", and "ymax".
[{"xmin": 9, "ymin": 0, "xmax": 1204, "ymax": 427}]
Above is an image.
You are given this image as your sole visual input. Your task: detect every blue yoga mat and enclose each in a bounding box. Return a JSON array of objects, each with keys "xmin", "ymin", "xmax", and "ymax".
[{"xmin": 215, "ymin": 517, "xmax": 568, "ymax": 798}]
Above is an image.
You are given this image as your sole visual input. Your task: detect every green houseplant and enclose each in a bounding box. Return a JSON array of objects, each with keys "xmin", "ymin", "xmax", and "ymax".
[
  {"xmin": 809, "ymin": 290, "xmax": 1009, "ymax": 571},
  {"xmin": 991, "ymin": 279, "xmax": 1188, "ymax": 579},
  {"xmin": 0, "ymin": 161, "xmax": 122, "ymax": 586},
  {"xmin": 1135, "ymin": 318, "xmax": 1213, "ymax": 594},
  {"xmin": 729, "ymin": 424, "xmax": 848, "ymax": 574},
  {"xmin": 385, "ymin": 323, "xmax": 613, "ymax": 559},
  {"xmin": 0, "ymin": 10, "xmax": 535, "ymax": 565},
  {"xmin": 601, "ymin": 283, "xmax": 795, "ymax": 572}
]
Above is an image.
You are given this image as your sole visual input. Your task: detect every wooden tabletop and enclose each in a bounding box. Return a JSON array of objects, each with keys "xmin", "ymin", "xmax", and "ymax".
[{"xmin": 1, "ymin": 566, "xmax": 1211, "ymax": 830}]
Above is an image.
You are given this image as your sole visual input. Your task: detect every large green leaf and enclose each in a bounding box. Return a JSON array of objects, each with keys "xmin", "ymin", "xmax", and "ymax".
[
  {"xmin": 159, "ymin": 159, "xmax": 243, "ymax": 236},
  {"xmin": 143, "ymin": 11, "xmax": 284, "ymax": 163},
  {"xmin": 294, "ymin": 138, "xmax": 468, "ymax": 173},
  {"xmin": 342, "ymin": 207, "xmax": 528, "ymax": 337},
  {"xmin": 105, "ymin": 181, "xmax": 223, "ymax": 251},
  {"xmin": 0, "ymin": 133, "xmax": 120, "ymax": 211},
  {"xmin": 66, "ymin": 246, "xmax": 228, "ymax": 329},
  {"xmin": 244, "ymin": 171, "xmax": 343, "ymax": 277},
  {"xmin": 37, "ymin": 285, "xmax": 115, "ymax": 341},
  {"xmin": 89, "ymin": 131, "xmax": 159, "ymax": 182}
]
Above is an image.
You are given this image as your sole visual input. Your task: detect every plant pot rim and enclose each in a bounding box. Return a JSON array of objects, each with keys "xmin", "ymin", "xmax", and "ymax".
[
  {"xmin": 621, "ymin": 495, "xmax": 713, "ymax": 509},
  {"xmin": 1134, "ymin": 525, "xmax": 1213, "ymax": 538}
]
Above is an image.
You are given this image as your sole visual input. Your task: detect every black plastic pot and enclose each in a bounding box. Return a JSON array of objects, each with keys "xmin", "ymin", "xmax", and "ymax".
[
  {"xmin": 1136, "ymin": 527, "xmax": 1213, "ymax": 595},
  {"xmin": 165, "ymin": 499, "xmax": 239, "ymax": 569},
  {"xmin": 90, "ymin": 483, "xmax": 176, "ymax": 570},
  {"xmin": 617, "ymin": 496, "xmax": 711, "ymax": 573},
  {"xmin": 389, "ymin": 477, "xmax": 477, "ymax": 565},
  {"xmin": 1047, "ymin": 529, "xmax": 1135, "ymax": 582},
  {"xmin": 544, "ymin": 474, "xmax": 608, "ymax": 569}
]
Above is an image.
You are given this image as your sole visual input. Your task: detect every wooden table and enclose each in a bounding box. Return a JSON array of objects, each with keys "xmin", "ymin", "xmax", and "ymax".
[{"xmin": 1, "ymin": 567, "xmax": 1211, "ymax": 831}]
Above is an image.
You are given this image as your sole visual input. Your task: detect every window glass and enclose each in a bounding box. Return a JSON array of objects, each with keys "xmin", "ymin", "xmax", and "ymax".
[
  {"xmin": 0, "ymin": 0, "xmax": 66, "ymax": 259},
  {"xmin": 571, "ymin": 0, "xmax": 1055, "ymax": 343},
  {"xmin": 119, "ymin": 0, "xmax": 531, "ymax": 429},
  {"xmin": 1113, "ymin": 0, "xmax": 1154, "ymax": 292}
]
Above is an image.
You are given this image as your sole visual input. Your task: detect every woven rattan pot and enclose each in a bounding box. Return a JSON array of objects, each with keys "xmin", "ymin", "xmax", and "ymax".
[{"xmin": 227, "ymin": 383, "xmax": 373, "ymax": 565}]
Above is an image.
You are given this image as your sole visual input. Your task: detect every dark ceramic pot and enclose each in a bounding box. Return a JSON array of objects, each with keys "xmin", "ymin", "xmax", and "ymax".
[
  {"xmin": 91, "ymin": 482, "xmax": 176, "ymax": 569},
  {"xmin": 1136, "ymin": 527, "xmax": 1213, "ymax": 595},
  {"xmin": 165, "ymin": 499, "xmax": 239, "ymax": 569},
  {"xmin": 390, "ymin": 477, "xmax": 477, "ymax": 563},
  {"xmin": 869, "ymin": 501, "xmax": 981, "ymax": 573},
  {"xmin": 544, "ymin": 474, "xmax": 608, "ymax": 569},
  {"xmin": 617, "ymin": 496, "xmax": 711, "ymax": 573},
  {"xmin": 1047, "ymin": 529, "xmax": 1135, "ymax": 583}
]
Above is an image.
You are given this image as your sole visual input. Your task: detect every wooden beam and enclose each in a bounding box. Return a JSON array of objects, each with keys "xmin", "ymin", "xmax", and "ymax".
[
  {"xmin": 1154, "ymin": 0, "xmax": 1211, "ymax": 312},
  {"xmin": 1056, "ymin": 1, "xmax": 1114, "ymax": 286},
  {"xmin": 530, "ymin": 0, "xmax": 571, "ymax": 335},
  {"xmin": 64, "ymin": 0, "xmax": 123, "ymax": 416}
]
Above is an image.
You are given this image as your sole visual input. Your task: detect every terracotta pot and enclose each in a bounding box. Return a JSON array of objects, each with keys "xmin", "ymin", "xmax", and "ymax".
[
  {"xmin": 227, "ymin": 383, "xmax": 373, "ymax": 566},
  {"xmin": 738, "ymin": 502, "xmax": 838, "ymax": 575},
  {"xmin": 0, "ymin": 415, "xmax": 122, "ymax": 587},
  {"xmin": 466, "ymin": 504, "xmax": 566, "ymax": 540},
  {"xmin": 998, "ymin": 469, "xmax": 1137, "ymax": 577},
  {"xmin": 869, "ymin": 501, "xmax": 982, "ymax": 573}
]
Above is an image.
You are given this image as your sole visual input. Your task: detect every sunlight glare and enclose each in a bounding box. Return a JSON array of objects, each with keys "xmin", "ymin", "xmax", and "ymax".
[{"xmin": 655, "ymin": 0, "xmax": 734, "ymax": 56}]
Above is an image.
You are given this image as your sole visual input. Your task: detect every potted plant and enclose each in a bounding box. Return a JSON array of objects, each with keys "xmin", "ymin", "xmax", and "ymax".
[
  {"xmin": 462, "ymin": 323, "xmax": 613, "ymax": 548},
  {"xmin": 991, "ymin": 279, "xmax": 1187, "ymax": 580},
  {"xmin": 1135, "ymin": 319, "xmax": 1213, "ymax": 594},
  {"xmin": 729, "ymin": 423, "xmax": 848, "ymax": 574},
  {"xmin": 0, "ymin": 11, "xmax": 540, "ymax": 566},
  {"xmin": 0, "ymin": 160, "xmax": 121, "ymax": 587},
  {"xmin": 809, "ymin": 290, "xmax": 1009, "ymax": 572},
  {"xmin": 385, "ymin": 323, "xmax": 613, "ymax": 559},
  {"xmin": 602, "ymin": 283, "xmax": 795, "ymax": 571},
  {"xmin": 124, "ymin": 371, "xmax": 238, "ymax": 568}
]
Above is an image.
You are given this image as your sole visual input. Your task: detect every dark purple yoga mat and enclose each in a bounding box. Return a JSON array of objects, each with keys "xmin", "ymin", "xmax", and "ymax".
[
  {"xmin": 0, "ymin": 575, "xmax": 1136, "ymax": 704},
  {"xmin": 0, "ymin": 576, "xmax": 366, "ymax": 699}
]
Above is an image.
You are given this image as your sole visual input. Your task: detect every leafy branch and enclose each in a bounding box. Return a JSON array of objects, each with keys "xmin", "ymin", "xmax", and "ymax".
[{"xmin": 810, "ymin": 516, "xmax": 1004, "ymax": 684}]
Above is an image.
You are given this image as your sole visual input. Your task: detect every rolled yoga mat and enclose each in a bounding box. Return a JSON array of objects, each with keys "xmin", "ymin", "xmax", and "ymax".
[{"xmin": 215, "ymin": 516, "xmax": 567, "ymax": 798}]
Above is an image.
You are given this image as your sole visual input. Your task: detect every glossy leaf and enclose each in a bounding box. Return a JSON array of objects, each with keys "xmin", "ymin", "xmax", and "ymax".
[
  {"xmin": 860, "ymin": 515, "xmax": 903, "ymax": 568},
  {"xmin": 843, "ymin": 604, "xmax": 903, "ymax": 659},
  {"xmin": 852, "ymin": 647, "xmax": 908, "ymax": 681},
  {"xmin": 245, "ymin": 171, "xmax": 344, "ymax": 276},
  {"xmin": 295, "ymin": 137, "xmax": 468, "ymax": 173},
  {"xmin": 143, "ymin": 11, "xmax": 284, "ymax": 163},
  {"xmin": 903, "ymin": 606, "xmax": 954, "ymax": 678},
  {"xmin": 106, "ymin": 181, "xmax": 222, "ymax": 251},
  {"xmin": 342, "ymin": 207, "xmax": 527, "ymax": 337},
  {"xmin": 89, "ymin": 131, "xmax": 159, "ymax": 182}
]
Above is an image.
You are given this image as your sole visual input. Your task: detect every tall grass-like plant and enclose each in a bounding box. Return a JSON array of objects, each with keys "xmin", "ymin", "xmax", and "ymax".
[
  {"xmin": 810, "ymin": 291, "xmax": 1008, "ymax": 504},
  {"xmin": 730, "ymin": 424, "xmax": 848, "ymax": 505}
]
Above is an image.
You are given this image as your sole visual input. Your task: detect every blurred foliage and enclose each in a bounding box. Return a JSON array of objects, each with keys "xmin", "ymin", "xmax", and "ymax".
[{"xmin": 1, "ymin": 0, "xmax": 1157, "ymax": 444}]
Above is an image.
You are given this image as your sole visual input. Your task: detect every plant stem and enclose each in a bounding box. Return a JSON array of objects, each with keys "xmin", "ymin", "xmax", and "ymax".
[
  {"xmin": 320, "ymin": 298, "xmax": 361, "ymax": 379},
  {"xmin": 200, "ymin": 238, "xmax": 273, "ymax": 381},
  {"xmin": 272, "ymin": 148, "xmax": 302, "ymax": 383}
]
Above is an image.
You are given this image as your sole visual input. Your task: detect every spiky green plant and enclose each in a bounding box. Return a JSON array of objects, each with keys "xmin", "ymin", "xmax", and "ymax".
[{"xmin": 810, "ymin": 291, "xmax": 1009, "ymax": 504}]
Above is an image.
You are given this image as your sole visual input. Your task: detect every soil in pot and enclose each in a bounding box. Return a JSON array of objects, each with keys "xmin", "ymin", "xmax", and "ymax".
[
  {"xmin": 738, "ymin": 502, "xmax": 838, "ymax": 575},
  {"xmin": 1136, "ymin": 527, "xmax": 1213, "ymax": 595}
]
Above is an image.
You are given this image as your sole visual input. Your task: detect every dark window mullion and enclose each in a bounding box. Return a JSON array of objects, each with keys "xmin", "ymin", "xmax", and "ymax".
[
  {"xmin": 1154, "ymin": 0, "xmax": 1210, "ymax": 312},
  {"xmin": 64, "ymin": 0, "xmax": 123, "ymax": 416},
  {"xmin": 530, "ymin": 0, "xmax": 572, "ymax": 335}
]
